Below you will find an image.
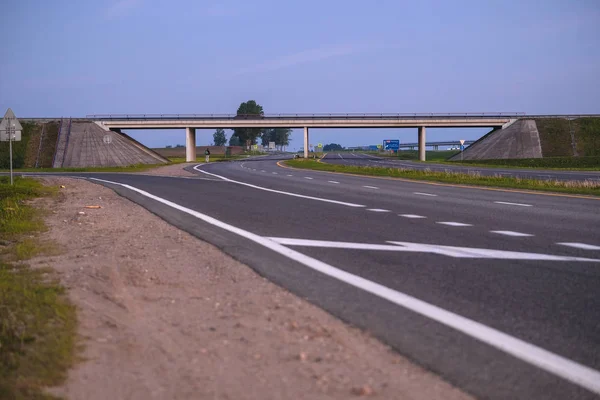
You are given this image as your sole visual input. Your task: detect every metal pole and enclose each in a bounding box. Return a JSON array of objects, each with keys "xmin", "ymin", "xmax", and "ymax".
[{"xmin": 9, "ymin": 121, "xmax": 14, "ymax": 185}]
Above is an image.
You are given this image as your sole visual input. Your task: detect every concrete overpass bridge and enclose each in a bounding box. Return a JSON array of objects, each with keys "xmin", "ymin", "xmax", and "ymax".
[
  {"xmin": 89, "ymin": 113, "xmax": 527, "ymax": 161},
  {"xmin": 80, "ymin": 113, "xmax": 599, "ymax": 161}
]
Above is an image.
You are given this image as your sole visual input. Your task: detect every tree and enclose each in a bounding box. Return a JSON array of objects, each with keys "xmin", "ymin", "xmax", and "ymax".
[
  {"xmin": 323, "ymin": 143, "xmax": 344, "ymax": 151},
  {"xmin": 261, "ymin": 128, "xmax": 292, "ymax": 149},
  {"xmin": 233, "ymin": 100, "xmax": 264, "ymax": 146},
  {"xmin": 213, "ymin": 128, "xmax": 227, "ymax": 146},
  {"xmin": 229, "ymin": 134, "xmax": 241, "ymax": 146}
]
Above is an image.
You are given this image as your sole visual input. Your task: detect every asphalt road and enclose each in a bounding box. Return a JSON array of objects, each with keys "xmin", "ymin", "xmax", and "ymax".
[
  {"xmin": 16, "ymin": 157, "xmax": 600, "ymax": 399},
  {"xmin": 322, "ymin": 152, "xmax": 600, "ymax": 182}
]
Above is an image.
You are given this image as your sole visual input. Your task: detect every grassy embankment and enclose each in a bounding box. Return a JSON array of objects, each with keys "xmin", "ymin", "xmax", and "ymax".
[
  {"xmin": 0, "ymin": 177, "xmax": 76, "ymax": 399},
  {"xmin": 285, "ymin": 159, "xmax": 600, "ymax": 196}
]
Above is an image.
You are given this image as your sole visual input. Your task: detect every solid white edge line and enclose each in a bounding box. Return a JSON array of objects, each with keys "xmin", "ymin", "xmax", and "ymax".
[
  {"xmin": 494, "ymin": 201, "xmax": 533, "ymax": 207},
  {"xmin": 85, "ymin": 176, "xmax": 600, "ymax": 395},
  {"xmin": 557, "ymin": 242, "xmax": 600, "ymax": 251},
  {"xmin": 192, "ymin": 165, "xmax": 365, "ymax": 208}
]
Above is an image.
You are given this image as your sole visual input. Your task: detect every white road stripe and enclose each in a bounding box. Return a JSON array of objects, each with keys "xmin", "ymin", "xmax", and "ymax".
[
  {"xmin": 192, "ymin": 165, "xmax": 365, "ymax": 208},
  {"xmin": 84, "ymin": 178, "xmax": 600, "ymax": 395},
  {"xmin": 287, "ymin": 174, "xmax": 293, "ymax": 177},
  {"xmin": 304, "ymin": 177, "xmax": 313, "ymax": 180},
  {"xmin": 414, "ymin": 192, "xmax": 438, "ymax": 197},
  {"xmin": 363, "ymin": 185, "xmax": 379, "ymax": 189},
  {"xmin": 272, "ymin": 172, "xmax": 278, "ymax": 174},
  {"xmin": 399, "ymin": 214, "xmax": 427, "ymax": 219},
  {"xmin": 437, "ymin": 222, "xmax": 473, "ymax": 227},
  {"xmin": 261, "ymin": 170, "xmax": 266, "ymax": 172},
  {"xmin": 367, "ymin": 208, "xmax": 390, "ymax": 213},
  {"xmin": 328, "ymin": 181, "xmax": 340, "ymax": 184},
  {"xmin": 557, "ymin": 242, "xmax": 600, "ymax": 250},
  {"xmin": 494, "ymin": 201, "xmax": 533, "ymax": 207},
  {"xmin": 491, "ymin": 231, "xmax": 534, "ymax": 237}
]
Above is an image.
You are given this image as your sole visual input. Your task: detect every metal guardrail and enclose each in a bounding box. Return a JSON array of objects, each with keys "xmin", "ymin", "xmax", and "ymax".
[{"xmin": 85, "ymin": 113, "xmax": 527, "ymax": 120}]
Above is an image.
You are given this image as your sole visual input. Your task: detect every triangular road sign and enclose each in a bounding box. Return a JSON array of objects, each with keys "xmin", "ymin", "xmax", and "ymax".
[
  {"xmin": 0, "ymin": 108, "xmax": 23, "ymax": 131},
  {"xmin": 459, "ymin": 139, "xmax": 465, "ymax": 145}
]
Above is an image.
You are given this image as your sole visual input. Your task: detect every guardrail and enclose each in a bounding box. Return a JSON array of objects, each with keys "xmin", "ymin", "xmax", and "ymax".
[{"xmin": 85, "ymin": 113, "xmax": 526, "ymax": 120}]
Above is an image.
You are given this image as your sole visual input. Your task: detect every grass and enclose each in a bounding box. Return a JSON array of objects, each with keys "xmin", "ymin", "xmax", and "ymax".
[
  {"xmin": 0, "ymin": 163, "xmax": 164, "ymax": 174},
  {"xmin": 0, "ymin": 176, "xmax": 77, "ymax": 399},
  {"xmin": 284, "ymin": 159, "xmax": 600, "ymax": 196},
  {"xmin": 445, "ymin": 156, "xmax": 600, "ymax": 170}
]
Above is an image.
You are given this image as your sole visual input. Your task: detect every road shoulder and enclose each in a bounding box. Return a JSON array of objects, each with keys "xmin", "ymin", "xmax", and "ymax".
[{"xmin": 33, "ymin": 177, "xmax": 472, "ymax": 400}]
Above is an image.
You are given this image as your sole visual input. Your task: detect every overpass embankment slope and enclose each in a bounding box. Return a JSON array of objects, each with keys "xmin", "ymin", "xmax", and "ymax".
[
  {"xmin": 0, "ymin": 120, "xmax": 61, "ymax": 169},
  {"xmin": 450, "ymin": 118, "xmax": 600, "ymax": 161},
  {"xmin": 58, "ymin": 122, "xmax": 168, "ymax": 167}
]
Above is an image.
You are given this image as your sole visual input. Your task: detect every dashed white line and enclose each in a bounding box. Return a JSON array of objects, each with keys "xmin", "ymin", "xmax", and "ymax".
[
  {"xmin": 494, "ymin": 201, "xmax": 533, "ymax": 207},
  {"xmin": 414, "ymin": 192, "xmax": 438, "ymax": 197},
  {"xmin": 328, "ymin": 181, "xmax": 340, "ymax": 184},
  {"xmin": 491, "ymin": 231, "xmax": 534, "ymax": 237},
  {"xmin": 287, "ymin": 174, "xmax": 293, "ymax": 177},
  {"xmin": 304, "ymin": 177, "xmax": 313, "ymax": 180},
  {"xmin": 192, "ymin": 165, "xmax": 365, "ymax": 208},
  {"xmin": 367, "ymin": 208, "xmax": 390, "ymax": 213},
  {"xmin": 363, "ymin": 185, "xmax": 379, "ymax": 189},
  {"xmin": 436, "ymin": 222, "xmax": 473, "ymax": 227},
  {"xmin": 261, "ymin": 170, "xmax": 266, "ymax": 172},
  {"xmin": 85, "ymin": 178, "xmax": 600, "ymax": 395},
  {"xmin": 557, "ymin": 242, "xmax": 600, "ymax": 251},
  {"xmin": 272, "ymin": 172, "xmax": 278, "ymax": 174},
  {"xmin": 399, "ymin": 214, "xmax": 427, "ymax": 219}
]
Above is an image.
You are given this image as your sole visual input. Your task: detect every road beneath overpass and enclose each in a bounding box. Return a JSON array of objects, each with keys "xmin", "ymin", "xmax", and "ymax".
[
  {"xmin": 15, "ymin": 156, "xmax": 600, "ymax": 399},
  {"xmin": 323, "ymin": 152, "xmax": 600, "ymax": 182}
]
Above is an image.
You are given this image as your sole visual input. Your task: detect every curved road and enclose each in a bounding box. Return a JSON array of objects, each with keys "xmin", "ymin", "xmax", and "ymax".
[
  {"xmin": 18, "ymin": 156, "xmax": 600, "ymax": 399},
  {"xmin": 322, "ymin": 152, "xmax": 600, "ymax": 182}
]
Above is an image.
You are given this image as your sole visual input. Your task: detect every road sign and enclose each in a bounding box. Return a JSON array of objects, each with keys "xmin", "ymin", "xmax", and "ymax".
[
  {"xmin": 0, "ymin": 108, "xmax": 22, "ymax": 186},
  {"xmin": 252, "ymin": 144, "xmax": 258, "ymax": 150},
  {"xmin": 460, "ymin": 144, "xmax": 465, "ymax": 152},
  {"xmin": 103, "ymin": 134, "xmax": 112, "ymax": 144},
  {"xmin": 383, "ymin": 139, "xmax": 400, "ymax": 151},
  {"xmin": 459, "ymin": 139, "xmax": 465, "ymax": 145},
  {"xmin": 268, "ymin": 141, "xmax": 275, "ymax": 150},
  {"xmin": 317, "ymin": 143, "xmax": 323, "ymax": 148},
  {"xmin": 0, "ymin": 108, "xmax": 22, "ymax": 142}
]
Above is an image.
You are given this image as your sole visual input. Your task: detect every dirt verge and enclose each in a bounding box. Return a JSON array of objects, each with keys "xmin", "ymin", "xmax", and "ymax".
[{"xmin": 31, "ymin": 177, "xmax": 472, "ymax": 400}]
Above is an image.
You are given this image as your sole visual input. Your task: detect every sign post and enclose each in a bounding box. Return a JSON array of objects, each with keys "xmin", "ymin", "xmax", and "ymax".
[
  {"xmin": 459, "ymin": 139, "xmax": 465, "ymax": 162},
  {"xmin": 0, "ymin": 109, "xmax": 23, "ymax": 186}
]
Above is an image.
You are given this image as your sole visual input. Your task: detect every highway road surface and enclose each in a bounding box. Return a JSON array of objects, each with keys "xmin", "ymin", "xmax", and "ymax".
[
  {"xmin": 323, "ymin": 152, "xmax": 600, "ymax": 182},
  {"xmin": 17, "ymin": 156, "xmax": 600, "ymax": 399}
]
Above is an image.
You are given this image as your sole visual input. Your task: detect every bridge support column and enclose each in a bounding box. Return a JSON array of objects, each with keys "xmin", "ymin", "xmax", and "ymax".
[
  {"xmin": 186, "ymin": 127, "xmax": 196, "ymax": 162},
  {"xmin": 433, "ymin": 145, "xmax": 438, "ymax": 151},
  {"xmin": 418, "ymin": 126, "xmax": 426, "ymax": 161},
  {"xmin": 303, "ymin": 127, "xmax": 309, "ymax": 158}
]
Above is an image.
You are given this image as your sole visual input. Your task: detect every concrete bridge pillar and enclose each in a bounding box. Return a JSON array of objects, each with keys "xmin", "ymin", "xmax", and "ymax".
[
  {"xmin": 303, "ymin": 127, "xmax": 309, "ymax": 158},
  {"xmin": 186, "ymin": 127, "xmax": 196, "ymax": 162},
  {"xmin": 418, "ymin": 126, "xmax": 426, "ymax": 161},
  {"xmin": 433, "ymin": 145, "xmax": 439, "ymax": 151}
]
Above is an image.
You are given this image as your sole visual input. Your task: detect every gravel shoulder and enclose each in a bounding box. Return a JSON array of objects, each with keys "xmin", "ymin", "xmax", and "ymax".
[{"xmin": 32, "ymin": 177, "xmax": 473, "ymax": 400}]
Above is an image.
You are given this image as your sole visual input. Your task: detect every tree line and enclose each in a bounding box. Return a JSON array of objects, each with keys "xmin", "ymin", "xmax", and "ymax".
[{"xmin": 212, "ymin": 100, "xmax": 292, "ymax": 149}]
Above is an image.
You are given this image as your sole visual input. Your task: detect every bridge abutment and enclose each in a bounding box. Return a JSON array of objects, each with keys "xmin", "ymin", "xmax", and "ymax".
[{"xmin": 186, "ymin": 127, "xmax": 196, "ymax": 162}]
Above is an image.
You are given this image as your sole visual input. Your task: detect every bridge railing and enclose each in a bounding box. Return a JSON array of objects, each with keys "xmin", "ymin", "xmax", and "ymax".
[{"xmin": 86, "ymin": 112, "xmax": 528, "ymax": 120}]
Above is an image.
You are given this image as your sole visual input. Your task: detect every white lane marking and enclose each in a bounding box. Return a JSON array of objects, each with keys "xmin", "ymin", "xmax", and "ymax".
[
  {"xmin": 328, "ymin": 181, "xmax": 340, "ymax": 184},
  {"xmin": 261, "ymin": 170, "xmax": 266, "ymax": 172},
  {"xmin": 557, "ymin": 242, "xmax": 600, "ymax": 250},
  {"xmin": 363, "ymin": 185, "xmax": 379, "ymax": 189},
  {"xmin": 414, "ymin": 192, "xmax": 437, "ymax": 197},
  {"xmin": 338, "ymin": 153, "xmax": 343, "ymax": 159},
  {"xmin": 437, "ymin": 222, "xmax": 473, "ymax": 227},
  {"xmin": 367, "ymin": 208, "xmax": 390, "ymax": 213},
  {"xmin": 272, "ymin": 172, "xmax": 278, "ymax": 174},
  {"xmin": 269, "ymin": 237, "xmax": 600, "ymax": 262},
  {"xmin": 491, "ymin": 231, "xmax": 534, "ymax": 237},
  {"xmin": 40, "ymin": 178, "xmax": 600, "ymax": 393},
  {"xmin": 494, "ymin": 201, "xmax": 533, "ymax": 207},
  {"xmin": 304, "ymin": 177, "xmax": 313, "ymax": 180},
  {"xmin": 192, "ymin": 165, "xmax": 365, "ymax": 208},
  {"xmin": 287, "ymin": 174, "xmax": 293, "ymax": 177},
  {"xmin": 399, "ymin": 214, "xmax": 427, "ymax": 219}
]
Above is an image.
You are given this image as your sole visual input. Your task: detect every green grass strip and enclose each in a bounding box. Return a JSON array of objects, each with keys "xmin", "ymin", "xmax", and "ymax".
[{"xmin": 284, "ymin": 159, "xmax": 600, "ymax": 197}]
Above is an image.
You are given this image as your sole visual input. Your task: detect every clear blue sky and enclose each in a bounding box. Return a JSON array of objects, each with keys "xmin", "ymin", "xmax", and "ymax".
[{"xmin": 1, "ymin": 0, "xmax": 599, "ymax": 149}]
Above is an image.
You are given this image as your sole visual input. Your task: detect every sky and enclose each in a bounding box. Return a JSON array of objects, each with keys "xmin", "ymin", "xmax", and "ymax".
[{"xmin": 1, "ymin": 0, "xmax": 599, "ymax": 150}]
